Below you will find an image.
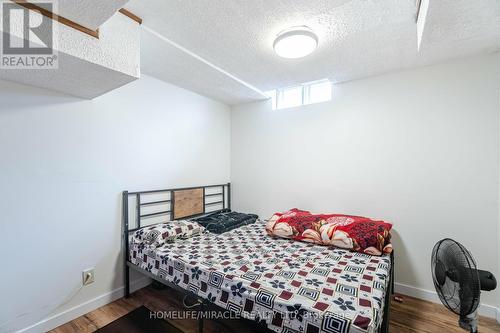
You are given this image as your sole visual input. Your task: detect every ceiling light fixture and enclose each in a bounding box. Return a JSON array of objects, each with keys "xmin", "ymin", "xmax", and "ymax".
[{"xmin": 273, "ymin": 26, "xmax": 318, "ymax": 59}]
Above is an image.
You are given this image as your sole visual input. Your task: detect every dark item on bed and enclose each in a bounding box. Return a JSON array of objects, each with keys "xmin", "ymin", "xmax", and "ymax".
[
  {"xmin": 122, "ymin": 183, "xmax": 394, "ymax": 333},
  {"xmin": 95, "ymin": 306, "xmax": 183, "ymax": 333},
  {"xmin": 193, "ymin": 210, "xmax": 258, "ymax": 233}
]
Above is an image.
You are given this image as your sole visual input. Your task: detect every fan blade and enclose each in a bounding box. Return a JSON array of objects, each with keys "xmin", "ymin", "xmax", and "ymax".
[{"xmin": 435, "ymin": 260, "xmax": 447, "ymax": 286}]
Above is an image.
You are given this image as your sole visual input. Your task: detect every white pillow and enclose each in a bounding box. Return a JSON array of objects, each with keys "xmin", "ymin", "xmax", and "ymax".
[{"xmin": 131, "ymin": 220, "xmax": 204, "ymax": 247}]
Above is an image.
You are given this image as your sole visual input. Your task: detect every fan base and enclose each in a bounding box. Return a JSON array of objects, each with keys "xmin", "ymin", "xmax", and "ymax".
[{"xmin": 459, "ymin": 311, "xmax": 478, "ymax": 333}]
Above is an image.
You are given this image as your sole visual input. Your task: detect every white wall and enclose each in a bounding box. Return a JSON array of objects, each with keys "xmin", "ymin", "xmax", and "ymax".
[
  {"xmin": 497, "ymin": 52, "xmax": 500, "ymax": 320},
  {"xmin": 0, "ymin": 75, "xmax": 231, "ymax": 333},
  {"xmin": 231, "ymin": 54, "xmax": 500, "ymax": 310}
]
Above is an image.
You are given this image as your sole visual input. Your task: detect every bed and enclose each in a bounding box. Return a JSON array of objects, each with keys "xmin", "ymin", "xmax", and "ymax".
[{"xmin": 122, "ymin": 184, "xmax": 394, "ymax": 333}]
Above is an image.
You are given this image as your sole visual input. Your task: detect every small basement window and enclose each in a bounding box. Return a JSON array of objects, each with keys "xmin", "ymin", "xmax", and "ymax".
[{"xmin": 266, "ymin": 79, "xmax": 332, "ymax": 110}]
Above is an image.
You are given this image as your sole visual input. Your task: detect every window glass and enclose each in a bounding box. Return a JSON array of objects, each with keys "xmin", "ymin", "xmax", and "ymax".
[
  {"xmin": 306, "ymin": 80, "xmax": 332, "ymax": 104},
  {"xmin": 278, "ymin": 86, "xmax": 303, "ymax": 109}
]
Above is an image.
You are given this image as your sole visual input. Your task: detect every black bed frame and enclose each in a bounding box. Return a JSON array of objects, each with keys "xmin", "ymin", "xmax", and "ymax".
[{"xmin": 122, "ymin": 183, "xmax": 395, "ymax": 333}]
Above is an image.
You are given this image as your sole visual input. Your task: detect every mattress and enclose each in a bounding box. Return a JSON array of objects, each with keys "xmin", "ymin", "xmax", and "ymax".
[{"xmin": 129, "ymin": 221, "xmax": 391, "ymax": 333}]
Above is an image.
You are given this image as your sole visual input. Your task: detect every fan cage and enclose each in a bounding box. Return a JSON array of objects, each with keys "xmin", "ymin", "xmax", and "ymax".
[{"xmin": 431, "ymin": 238, "xmax": 480, "ymax": 317}]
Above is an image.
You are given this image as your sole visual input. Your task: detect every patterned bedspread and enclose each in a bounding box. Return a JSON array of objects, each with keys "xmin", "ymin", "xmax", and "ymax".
[{"xmin": 129, "ymin": 221, "xmax": 391, "ymax": 333}]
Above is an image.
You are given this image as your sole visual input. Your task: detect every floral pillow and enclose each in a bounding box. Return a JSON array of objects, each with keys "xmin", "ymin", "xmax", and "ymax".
[
  {"xmin": 266, "ymin": 208, "xmax": 392, "ymax": 255},
  {"xmin": 132, "ymin": 220, "xmax": 204, "ymax": 248}
]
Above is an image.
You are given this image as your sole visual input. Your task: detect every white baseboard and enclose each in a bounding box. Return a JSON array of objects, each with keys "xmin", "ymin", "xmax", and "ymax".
[
  {"xmin": 15, "ymin": 277, "xmax": 151, "ymax": 333},
  {"xmin": 394, "ymin": 282, "xmax": 500, "ymax": 323}
]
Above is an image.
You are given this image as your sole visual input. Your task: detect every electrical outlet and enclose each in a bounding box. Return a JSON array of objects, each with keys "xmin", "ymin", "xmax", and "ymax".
[{"xmin": 82, "ymin": 268, "xmax": 95, "ymax": 286}]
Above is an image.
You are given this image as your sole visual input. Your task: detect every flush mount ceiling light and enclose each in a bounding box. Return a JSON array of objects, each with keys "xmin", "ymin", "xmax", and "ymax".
[{"xmin": 273, "ymin": 26, "xmax": 318, "ymax": 59}]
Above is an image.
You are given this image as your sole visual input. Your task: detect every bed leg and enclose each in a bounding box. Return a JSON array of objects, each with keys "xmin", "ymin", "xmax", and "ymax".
[{"xmin": 124, "ymin": 265, "xmax": 130, "ymax": 298}]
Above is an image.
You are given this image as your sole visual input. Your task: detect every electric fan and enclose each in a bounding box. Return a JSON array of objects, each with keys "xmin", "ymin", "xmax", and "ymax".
[{"xmin": 431, "ymin": 239, "xmax": 497, "ymax": 333}]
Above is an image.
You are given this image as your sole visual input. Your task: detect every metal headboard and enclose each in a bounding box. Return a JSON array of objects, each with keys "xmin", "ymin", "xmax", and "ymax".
[{"xmin": 122, "ymin": 183, "xmax": 231, "ymax": 233}]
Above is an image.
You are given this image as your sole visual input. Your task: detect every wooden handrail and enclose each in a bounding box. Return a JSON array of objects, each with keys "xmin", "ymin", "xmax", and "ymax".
[
  {"xmin": 119, "ymin": 8, "xmax": 142, "ymax": 25},
  {"xmin": 9, "ymin": 1, "xmax": 142, "ymax": 39}
]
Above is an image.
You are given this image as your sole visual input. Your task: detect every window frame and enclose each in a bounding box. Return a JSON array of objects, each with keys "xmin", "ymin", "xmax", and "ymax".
[{"xmin": 266, "ymin": 79, "xmax": 332, "ymax": 110}]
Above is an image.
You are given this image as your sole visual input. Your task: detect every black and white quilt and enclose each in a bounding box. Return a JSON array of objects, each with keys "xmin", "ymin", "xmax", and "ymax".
[{"xmin": 129, "ymin": 221, "xmax": 391, "ymax": 333}]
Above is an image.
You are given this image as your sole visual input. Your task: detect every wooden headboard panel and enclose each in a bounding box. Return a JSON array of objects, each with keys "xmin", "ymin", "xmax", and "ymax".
[{"xmin": 173, "ymin": 188, "xmax": 204, "ymax": 219}]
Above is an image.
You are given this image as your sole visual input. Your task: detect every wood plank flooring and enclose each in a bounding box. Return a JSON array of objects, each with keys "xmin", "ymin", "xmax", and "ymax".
[{"xmin": 50, "ymin": 286, "xmax": 500, "ymax": 333}]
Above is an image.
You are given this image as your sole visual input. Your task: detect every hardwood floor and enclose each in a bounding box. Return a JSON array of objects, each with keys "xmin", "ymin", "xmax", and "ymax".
[
  {"xmin": 389, "ymin": 295, "xmax": 499, "ymax": 333},
  {"xmin": 50, "ymin": 286, "xmax": 500, "ymax": 333}
]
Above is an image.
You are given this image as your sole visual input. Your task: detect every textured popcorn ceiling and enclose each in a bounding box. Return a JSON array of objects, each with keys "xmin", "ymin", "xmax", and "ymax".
[
  {"xmin": 140, "ymin": 29, "xmax": 265, "ymax": 105},
  {"xmin": 55, "ymin": 0, "xmax": 130, "ymax": 30},
  {"xmin": 125, "ymin": 0, "xmax": 500, "ymax": 106}
]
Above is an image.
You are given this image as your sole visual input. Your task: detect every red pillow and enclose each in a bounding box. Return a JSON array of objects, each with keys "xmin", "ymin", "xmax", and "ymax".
[{"xmin": 266, "ymin": 209, "xmax": 392, "ymax": 255}]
